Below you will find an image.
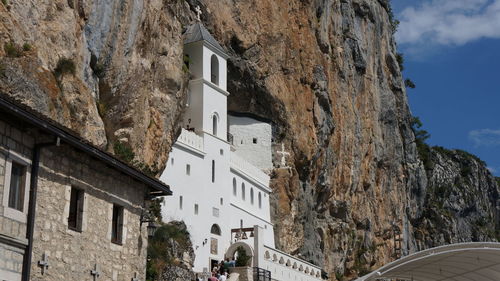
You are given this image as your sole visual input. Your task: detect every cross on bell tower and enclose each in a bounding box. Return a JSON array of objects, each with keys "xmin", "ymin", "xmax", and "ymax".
[{"xmin": 195, "ymin": 6, "xmax": 202, "ymax": 21}]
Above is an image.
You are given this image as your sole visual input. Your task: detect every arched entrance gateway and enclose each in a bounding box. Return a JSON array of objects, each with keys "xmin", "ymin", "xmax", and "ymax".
[{"xmin": 355, "ymin": 242, "xmax": 500, "ymax": 281}]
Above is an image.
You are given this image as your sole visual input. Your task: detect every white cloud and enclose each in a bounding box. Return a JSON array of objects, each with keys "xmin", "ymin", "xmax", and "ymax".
[
  {"xmin": 487, "ymin": 166, "xmax": 497, "ymax": 173},
  {"xmin": 468, "ymin": 128, "xmax": 500, "ymax": 147},
  {"xmin": 396, "ymin": 0, "xmax": 500, "ymax": 46}
]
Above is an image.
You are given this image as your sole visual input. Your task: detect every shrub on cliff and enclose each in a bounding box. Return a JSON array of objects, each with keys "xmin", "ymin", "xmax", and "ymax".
[
  {"xmin": 147, "ymin": 222, "xmax": 193, "ymax": 281},
  {"xmin": 54, "ymin": 57, "xmax": 76, "ymax": 77}
]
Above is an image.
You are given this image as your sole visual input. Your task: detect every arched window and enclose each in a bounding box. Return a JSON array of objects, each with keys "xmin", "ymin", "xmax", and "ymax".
[
  {"xmin": 211, "ymin": 54, "xmax": 219, "ymax": 85},
  {"xmin": 250, "ymin": 188, "xmax": 254, "ymax": 205},
  {"xmin": 211, "ymin": 224, "xmax": 221, "ymax": 236},
  {"xmin": 212, "ymin": 160, "xmax": 215, "ymax": 183},
  {"xmin": 212, "ymin": 114, "xmax": 218, "ymax": 136},
  {"xmin": 241, "ymin": 183, "xmax": 245, "ymax": 200},
  {"xmin": 233, "ymin": 178, "xmax": 237, "ymax": 196},
  {"xmin": 258, "ymin": 192, "xmax": 262, "ymax": 209}
]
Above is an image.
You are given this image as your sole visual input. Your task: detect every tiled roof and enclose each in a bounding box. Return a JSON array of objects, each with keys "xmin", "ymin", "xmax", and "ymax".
[{"xmin": 183, "ymin": 23, "xmax": 226, "ymax": 54}]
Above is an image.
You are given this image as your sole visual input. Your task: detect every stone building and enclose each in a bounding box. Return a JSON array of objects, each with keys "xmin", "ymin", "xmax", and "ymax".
[{"xmin": 0, "ymin": 94, "xmax": 171, "ymax": 281}]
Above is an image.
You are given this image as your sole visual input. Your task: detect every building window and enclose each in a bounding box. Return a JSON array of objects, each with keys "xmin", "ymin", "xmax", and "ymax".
[
  {"xmin": 253, "ymin": 138, "xmax": 258, "ymax": 144},
  {"xmin": 211, "ymin": 54, "xmax": 219, "ymax": 85},
  {"xmin": 68, "ymin": 187, "xmax": 84, "ymax": 231},
  {"xmin": 250, "ymin": 188, "xmax": 254, "ymax": 205},
  {"xmin": 211, "ymin": 224, "xmax": 221, "ymax": 236},
  {"xmin": 111, "ymin": 204, "xmax": 124, "ymax": 244},
  {"xmin": 258, "ymin": 192, "xmax": 262, "ymax": 209},
  {"xmin": 220, "ymin": 197, "xmax": 223, "ymax": 205},
  {"xmin": 220, "ymin": 149, "xmax": 224, "ymax": 155},
  {"xmin": 233, "ymin": 178, "xmax": 237, "ymax": 196},
  {"xmin": 186, "ymin": 164, "xmax": 190, "ymax": 175},
  {"xmin": 212, "ymin": 160, "xmax": 215, "ymax": 183},
  {"xmin": 8, "ymin": 162, "xmax": 26, "ymax": 211},
  {"xmin": 194, "ymin": 204, "xmax": 199, "ymax": 215},
  {"xmin": 241, "ymin": 183, "xmax": 245, "ymax": 200},
  {"xmin": 171, "ymin": 158, "xmax": 174, "ymax": 165},
  {"xmin": 179, "ymin": 196, "xmax": 183, "ymax": 210},
  {"xmin": 212, "ymin": 115, "xmax": 218, "ymax": 136}
]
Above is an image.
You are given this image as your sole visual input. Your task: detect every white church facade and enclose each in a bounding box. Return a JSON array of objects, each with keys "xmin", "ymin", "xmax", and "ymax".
[{"xmin": 160, "ymin": 22, "xmax": 323, "ymax": 281}]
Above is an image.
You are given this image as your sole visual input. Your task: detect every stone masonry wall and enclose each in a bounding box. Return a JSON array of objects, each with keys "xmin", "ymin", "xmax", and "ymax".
[
  {"xmin": 0, "ymin": 118, "xmax": 35, "ymax": 281},
  {"xmin": 30, "ymin": 144, "xmax": 149, "ymax": 281}
]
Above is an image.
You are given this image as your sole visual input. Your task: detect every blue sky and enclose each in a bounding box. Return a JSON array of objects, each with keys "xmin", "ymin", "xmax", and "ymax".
[{"xmin": 393, "ymin": 0, "xmax": 500, "ymax": 176}]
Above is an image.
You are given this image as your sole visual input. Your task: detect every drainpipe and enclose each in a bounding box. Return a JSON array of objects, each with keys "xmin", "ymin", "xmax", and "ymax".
[{"xmin": 22, "ymin": 137, "xmax": 59, "ymax": 281}]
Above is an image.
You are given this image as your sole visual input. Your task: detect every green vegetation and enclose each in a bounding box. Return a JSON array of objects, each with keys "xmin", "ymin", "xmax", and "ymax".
[
  {"xmin": 396, "ymin": 53, "xmax": 404, "ymax": 71},
  {"xmin": 404, "ymin": 78, "xmax": 416, "ymax": 89},
  {"xmin": 113, "ymin": 141, "xmax": 136, "ymax": 163},
  {"xmin": 54, "ymin": 58, "xmax": 76, "ymax": 77},
  {"xmin": 496, "ymin": 177, "xmax": 500, "ymax": 187},
  {"xmin": 235, "ymin": 246, "xmax": 251, "ymax": 267},
  {"xmin": 22, "ymin": 43, "xmax": 32, "ymax": 52},
  {"xmin": 411, "ymin": 116, "xmax": 432, "ymax": 170},
  {"xmin": 146, "ymin": 223, "xmax": 191, "ymax": 280},
  {"xmin": 149, "ymin": 197, "xmax": 164, "ymax": 222},
  {"xmin": 386, "ymin": 3, "xmax": 400, "ymax": 34},
  {"xmin": 1, "ymin": 0, "xmax": 7, "ymax": 6},
  {"xmin": 113, "ymin": 141, "xmax": 160, "ymax": 176},
  {"xmin": 335, "ymin": 272, "xmax": 344, "ymax": 281},
  {"xmin": 4, "ymin": 42, "xmax": 21, "ymax": 58}
]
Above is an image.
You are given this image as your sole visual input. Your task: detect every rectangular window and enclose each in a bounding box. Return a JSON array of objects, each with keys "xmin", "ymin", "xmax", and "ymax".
[
  {"xmin": 194, "ymin": 204, "xmax": 199, "ymax": 215},
  {"xmin": 111, "ymin": 205, "xmax": 124, "ymax": 244},
  {"xmin": 186, "ymin": 164, "xmax": 190, "ymax": 175},
  {"xmin": 211, "ymin": 160, "xmax": 215, "ymax": 183},
  {"xmin": 8, "ymin": 162, "xmax": 26, "ymax": 211},
  {"xmin": 179, "ymin": 196, "xmax": 183, "ymax": 210},
  {"xmin": 68, "ymin": 187, "xmax": 84, "ymax": 231}
]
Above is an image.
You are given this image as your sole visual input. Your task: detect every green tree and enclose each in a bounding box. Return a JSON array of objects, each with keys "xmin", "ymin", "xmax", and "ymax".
[{"xmin": 235, "ymin": 246, "xmax": 251, "ymax": 267}]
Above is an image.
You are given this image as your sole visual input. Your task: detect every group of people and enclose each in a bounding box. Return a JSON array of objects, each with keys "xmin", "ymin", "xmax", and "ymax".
[{"xmin": 195, "ymin": 258, "xmax": 236, "ymax": 281}]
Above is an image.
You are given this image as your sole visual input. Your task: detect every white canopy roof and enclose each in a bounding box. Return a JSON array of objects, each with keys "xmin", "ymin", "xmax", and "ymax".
[{"xmin": 355, "ymin": 242, "xmax": 500, "ymax": 281}]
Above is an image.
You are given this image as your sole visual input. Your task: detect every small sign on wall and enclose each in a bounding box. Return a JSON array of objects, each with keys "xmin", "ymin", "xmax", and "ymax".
[{"xmin": 210, "ymin": 238, "xmax": 218, "ymax": 255}]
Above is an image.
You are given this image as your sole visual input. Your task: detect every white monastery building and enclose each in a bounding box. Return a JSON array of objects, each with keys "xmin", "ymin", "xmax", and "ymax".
[{"xmin": 160, "ymin": 22, "xmax": 323, "ymax": 281}]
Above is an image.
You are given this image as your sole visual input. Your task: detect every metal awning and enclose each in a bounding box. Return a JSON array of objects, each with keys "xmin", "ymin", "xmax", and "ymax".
[{"xmin": 356, "ymin": 242, "xmax": 500, "ymax": 281}]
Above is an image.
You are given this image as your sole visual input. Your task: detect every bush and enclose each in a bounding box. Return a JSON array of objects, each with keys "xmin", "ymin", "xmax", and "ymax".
[
  {"xmin": 411, "ymin": 116, "xmax": 432, "ymax": 170},
  {"xmin": 1, "ymin": 0, "xmax": 7, "ymax": 6},
  {"xmin": 54, "ymin": 58, "xmax": 76, "ymax": 77},
  {"xmin": 405, "ymin": 78, "xmax": 416, "ymax": 89},
  {"xmin": 113, "ymin": 141, "xmax": 135, "ymax": 163},
  {"xmin": 4, "ymin": 42, "xmax": 21, "ymax": 58},
  {"xmin": 396, "ymin": 53, "xmax": 404, "ymax": 71},
  {"xmin": 496, "ymin": 177, "xmax": 500, "ymax": 187},
  {"xmin": 22, "ymin": 43, "xmax": 32, "ymax": 52},
  {"xmin": 147, "ymin": 223, "xmax": 191, "ymax": 280},
  {"xmin": 235, "ymin": 246, "xmax": 251, "ymax": 267}
]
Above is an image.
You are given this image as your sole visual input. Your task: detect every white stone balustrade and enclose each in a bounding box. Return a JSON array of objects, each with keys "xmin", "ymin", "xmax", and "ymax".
[
  {"xmin": 230, "ymin": 153, "xmax": 270, "ymax": 186},
  {"xmin": 177, "ymin": 128, "xmax": 204, "ymax": 151},
  {"xmin": 261, "ymin": 246, "xmax": 323, "ymax": 281}
]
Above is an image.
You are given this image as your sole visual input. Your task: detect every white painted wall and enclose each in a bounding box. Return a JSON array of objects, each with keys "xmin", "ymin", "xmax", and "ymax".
[{"xmin": 229, "ymin": 115, "xmax": 273, "ymax": 172}]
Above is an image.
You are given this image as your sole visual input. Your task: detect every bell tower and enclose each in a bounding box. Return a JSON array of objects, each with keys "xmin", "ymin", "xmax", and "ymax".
[{"xmin": 182, "ymin": 22, "xmax": 229, "ymax": 140}]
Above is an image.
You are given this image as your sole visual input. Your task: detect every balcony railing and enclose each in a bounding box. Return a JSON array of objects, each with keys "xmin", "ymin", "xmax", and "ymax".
[
  {"xmin": 230, "ymin": 153, "xmax": 270, "ymax": 186},
  {"xmin": 177, "ymin": 128, "xmax": 204, "ymax": 151},
  {"xmin": 253, "ymin": 267, "xmax": 271, "ymax": 281}
]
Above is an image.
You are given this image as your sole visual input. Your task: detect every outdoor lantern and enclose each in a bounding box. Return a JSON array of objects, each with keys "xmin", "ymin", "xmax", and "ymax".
[{"xmin": 147, "ymin": 221, "xmax": 158, "ymax": 238}]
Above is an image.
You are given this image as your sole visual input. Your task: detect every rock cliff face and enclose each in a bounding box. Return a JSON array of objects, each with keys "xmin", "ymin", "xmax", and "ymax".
[
  {"xmin": 1, "ymin": 0, "xmax": 498, "ymax": 280},
  {"xmin": 0, "ymin": 0, "xmax": 193, "ymax": 169}
]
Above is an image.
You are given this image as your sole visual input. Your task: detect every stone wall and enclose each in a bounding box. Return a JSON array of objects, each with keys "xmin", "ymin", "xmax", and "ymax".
[
  {"xmin": 0, "ymin": 118, "xmax": 34, "ymax": 281},
  {"xmin": 29, "ymin": 144, "xmax": 149, "ymax": 281},
  {"xmin": 229, "ymin": 267, "xmax": 253, "ymax": 281}
]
